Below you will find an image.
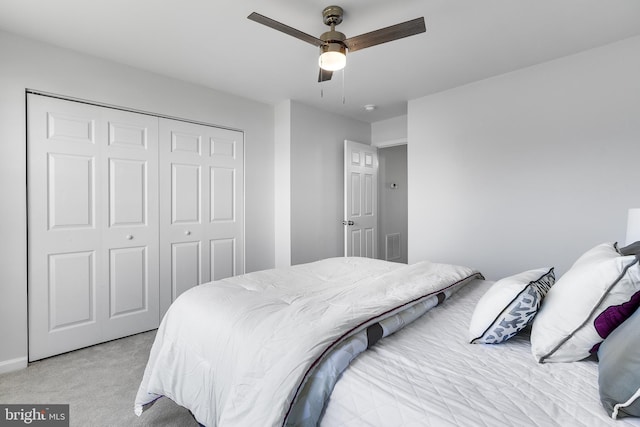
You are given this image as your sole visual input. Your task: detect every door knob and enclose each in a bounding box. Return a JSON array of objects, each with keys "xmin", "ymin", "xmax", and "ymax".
[
  {"xmin": 342, "ymin": 220, "xmax": 355, "ymax": 226},
  {"xmin": 126, "ymin": 234, "xmax": 134, "ymax": 240},
  {"xmin": 185, "ymin": 230, "xmax": 191, "ymax": 236}
]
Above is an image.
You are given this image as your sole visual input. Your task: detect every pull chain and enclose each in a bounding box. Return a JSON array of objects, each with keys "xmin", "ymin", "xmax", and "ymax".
[
  {"xmin": 320, "ymin": 56, "xmax": 324, "ymax": 98},
  {"xmin": 342, "ymin": 67, "xmax": 346, "ymax": 104}
]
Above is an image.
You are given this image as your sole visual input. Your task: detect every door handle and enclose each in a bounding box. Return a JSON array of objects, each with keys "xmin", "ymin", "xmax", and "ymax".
[{"xmin": 342, "ymin": 220, "xmax": 355, "ymax": 226}]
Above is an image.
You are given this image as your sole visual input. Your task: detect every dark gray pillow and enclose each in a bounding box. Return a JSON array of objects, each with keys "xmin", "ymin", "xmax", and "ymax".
[
  {"xmin": 619, "ymin": 241, "xmax": 640, "ymax": 256},
  {"xmin": 598, "ymin": 306, "xmax": 640, "ymax": 419}
]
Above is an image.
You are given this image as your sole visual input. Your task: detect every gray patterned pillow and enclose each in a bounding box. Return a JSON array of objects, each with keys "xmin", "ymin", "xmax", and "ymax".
[{"xmin": 469, "ymin": 268, "xmax": 555, "ymax": 344}]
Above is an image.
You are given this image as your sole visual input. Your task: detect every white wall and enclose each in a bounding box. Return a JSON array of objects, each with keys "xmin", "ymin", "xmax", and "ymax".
[
  {"xmin": 372, "ymin": 115, "xmax": 407, "ymax": 146},
  {"xmin": 0, "ymin": 30, "xmax": 275, "ymax": 372},
  {"xmin": 290, "ymin": 101, "xmax": 370, "ymax": 265},
  {"xmin": 408, "ymin": 35, "xmax": 640, "ymax": 280},
  {"xmin": 274, "ymin": 101, "xmax": 292, "ymax": 268}
]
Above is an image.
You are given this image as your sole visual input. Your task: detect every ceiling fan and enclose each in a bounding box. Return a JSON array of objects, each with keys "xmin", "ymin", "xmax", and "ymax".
[{"xmin": 248, "ymin": 5, "xmax": 426, "ymax": 82}]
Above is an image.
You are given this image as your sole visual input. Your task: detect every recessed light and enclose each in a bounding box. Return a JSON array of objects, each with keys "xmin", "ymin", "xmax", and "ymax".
[{"xmin": 364, "ymin": 104, "xmax": 377, "ymax": 111}]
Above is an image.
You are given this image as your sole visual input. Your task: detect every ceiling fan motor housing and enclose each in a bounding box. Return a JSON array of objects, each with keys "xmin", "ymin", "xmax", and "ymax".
[{"xmin": 320, "ymin": 29, "xmax": 346, "ymax": 44}]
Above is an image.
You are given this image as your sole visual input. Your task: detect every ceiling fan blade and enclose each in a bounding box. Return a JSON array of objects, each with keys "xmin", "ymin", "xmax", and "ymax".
[
  {"xmin": 318, "ymin": 68, "xmax": 333, "ymax": 82},
  {"xmin": 344, "ymin": 17, "xmax": 426, "ymax": 52},
  {"xmin": 248, "ymin": 12, "xmax": 324, "ymax": 47}
]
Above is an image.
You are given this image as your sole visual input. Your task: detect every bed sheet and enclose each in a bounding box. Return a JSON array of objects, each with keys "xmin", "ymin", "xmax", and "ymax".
[{"xmin": 320, "ymin": 279, "xmax": 640, "ymax": 427}]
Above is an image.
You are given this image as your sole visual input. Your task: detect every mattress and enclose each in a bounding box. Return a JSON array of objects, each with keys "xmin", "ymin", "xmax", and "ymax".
[{"xmin": 320, "ymin": 279, "xmax": 640, "ymax": 427}]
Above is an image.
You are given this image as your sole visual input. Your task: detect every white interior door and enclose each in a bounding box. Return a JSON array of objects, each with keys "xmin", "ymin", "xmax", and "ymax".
[
  {"xmin": 159, "ymin": 119, "xmax": 244, "ymax": 316},
  {"xmin": 344, "ymin": 140, "xmax": 378, "ymax": 258},
  {"xmin": 27, "ymin": 94, "xmax": 160, "ymax": 361}
]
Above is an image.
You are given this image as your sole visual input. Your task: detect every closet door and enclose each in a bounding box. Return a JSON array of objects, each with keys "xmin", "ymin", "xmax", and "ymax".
[
  {"xmin": 27, "ymin": 95, "xmax": 160, "ymax": 361},
  {"xmin": 159, "ymin": 119, "xmax": 244, "ymax": 316}
]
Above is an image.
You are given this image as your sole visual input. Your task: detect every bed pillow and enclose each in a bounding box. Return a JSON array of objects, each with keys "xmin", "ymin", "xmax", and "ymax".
[
  {"xmin": 619, "ymin": 241, "xmax": 640, "ymax": 256},
  {"xmin": 530, "ymin": 242, "xmax": 640, "ymax": 363},
  {"xmin": 598, "ymin": 306, "xmax": 640, "ymax": 419},
  {"xmin": 469, "ymin": 268, "xmax": 555, "ymax": 344}
]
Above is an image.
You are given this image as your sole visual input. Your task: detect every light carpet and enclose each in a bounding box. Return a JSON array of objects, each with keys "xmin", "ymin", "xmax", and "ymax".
[{"xmin": 0, "ymin": 331, "xmax": 197, "ymax": 426}]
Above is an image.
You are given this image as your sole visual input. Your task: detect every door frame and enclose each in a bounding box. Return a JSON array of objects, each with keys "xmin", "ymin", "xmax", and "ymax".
[
  {"xmin": 369, "ymin": 138, "xmax": 408, "ymax": 263},
  {"xmin": 376, "ymin": 142, "xmax": 408, "ymax": 264}
]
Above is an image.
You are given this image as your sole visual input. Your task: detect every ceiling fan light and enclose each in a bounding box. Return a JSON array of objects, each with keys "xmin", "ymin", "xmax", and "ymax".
[{"xmin": 319, "ymin": 43, "xmax": 346, "ymax": 71}]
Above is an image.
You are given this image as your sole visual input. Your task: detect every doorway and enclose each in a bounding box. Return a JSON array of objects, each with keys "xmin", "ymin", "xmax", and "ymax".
[{"xmin": 377, "ymin": 144, "xmax": 408, "ymax": 264}]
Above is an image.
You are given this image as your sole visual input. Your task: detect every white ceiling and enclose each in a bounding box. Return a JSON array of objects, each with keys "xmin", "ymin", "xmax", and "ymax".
[{"xmin": 2, "ymin": 0, "xmax": 640, "ymax": 123}]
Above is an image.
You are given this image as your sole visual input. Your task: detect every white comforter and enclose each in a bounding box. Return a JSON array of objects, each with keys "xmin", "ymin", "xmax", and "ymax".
[{"xmin": 134, "ymin": 257, "xmax": 481, "ymax": 426}]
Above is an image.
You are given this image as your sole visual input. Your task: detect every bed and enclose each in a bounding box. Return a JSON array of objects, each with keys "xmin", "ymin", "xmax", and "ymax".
[{"xmin": 134, "ymin": 246, "xmax": 640, "ymax": 427}]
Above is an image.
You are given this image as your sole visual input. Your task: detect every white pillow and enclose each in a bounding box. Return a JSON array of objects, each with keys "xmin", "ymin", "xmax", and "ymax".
[
  {"xmin": 530, "ymin": 242, "xmax": 640, "ymax": 363},
  {"xmin": 469, "ymin": 268, "xmax": 555, "ymax": 344}
]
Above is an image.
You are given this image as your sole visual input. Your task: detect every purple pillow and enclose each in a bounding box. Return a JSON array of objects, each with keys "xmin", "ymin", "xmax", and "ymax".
[{"xmin": 591, "ymin": 290, "xmax": 640, "ymax": 353}]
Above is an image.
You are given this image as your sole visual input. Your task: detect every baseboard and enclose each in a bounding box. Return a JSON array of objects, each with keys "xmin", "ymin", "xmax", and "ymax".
[{"xmin": 0, "ymin": 356, "xmax": 28, "ymax": 374}]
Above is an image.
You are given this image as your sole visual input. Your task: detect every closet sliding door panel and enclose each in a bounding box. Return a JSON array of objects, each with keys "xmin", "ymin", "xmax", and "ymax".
[
  {"xmin": 159, "ymin": 119, "xmax": 244, "ymax": 316},
  {"xmin": 103, "ymin": 109, "xmax": 160, "ymax": 341},
  {"xmin": 27, "ymin": 94, "xmax": 160, "ymax": 361}
]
